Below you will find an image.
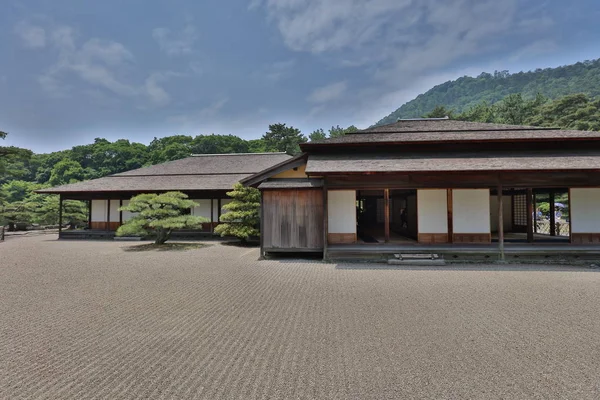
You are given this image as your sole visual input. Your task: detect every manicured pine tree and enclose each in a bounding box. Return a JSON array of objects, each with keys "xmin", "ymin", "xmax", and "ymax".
[
  {"xmin": 117, "ymin": 191, "xmax": 207, "ymax": 244},
  {"xmin": 214, "ymin": 183, "xmax": 261, "ymax": 242}
]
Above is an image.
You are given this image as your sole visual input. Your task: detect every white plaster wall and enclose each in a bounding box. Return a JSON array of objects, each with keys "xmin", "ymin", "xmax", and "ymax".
[
  {"xmin": 571, "ymin": 188, "xmax": 600, "ymax": 233},
  {"xmin": 91, "ymin": 200, "xmax": 107, "ymax": 222},
  {"xmin": 192, "ymin": 199, "xmax": 213, "ymax": 220},
  {"xmin": 453, "ymin": 189, "xmax": 491, "ymax": 233},
  {"xmin": 417, "ymin": 189, "xmax": 448, "ymax": 234},
  {"xmin": 109, "ymin": 200, "xmax": 120, "ymax": 222},
  {"xmin": 328, "ymin": 190, "xmax": 356, "ymax": 233},
  {"xmin": 490, "ymin": 195, "xmax": 512, "ymax": 232}
]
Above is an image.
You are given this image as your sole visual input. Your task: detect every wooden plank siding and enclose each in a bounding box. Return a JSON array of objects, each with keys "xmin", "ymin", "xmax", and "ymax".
[{"xmin": 262, "ymin": 189, "xmax": 324, "ymax": 251}]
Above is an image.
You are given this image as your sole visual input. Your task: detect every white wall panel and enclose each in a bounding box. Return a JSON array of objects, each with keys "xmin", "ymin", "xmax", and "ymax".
[
  {"xmin": 571, "ymin": 188, "xmax": 600, "ymax": 233},
  {"xmin": 192, "ymin": 199, "xmax": 212, "ymax": 220},
  {"xmin": 109, "ymin": 200, "xmax": 120, "ymax": 222},
  {"xmin": 417, "ymin": 189, "xmax": 448, "ymax": 234},
  {"xmin": 328, "ymin": 190, "xmax": 356, "ymax": 233},
  {"xmin": 453, "ymin": 189, "xmax": 491, "ymax": 233},
  {"xmin": 91, "ymin": 200, "xmax": 107, "ymax": 222}
]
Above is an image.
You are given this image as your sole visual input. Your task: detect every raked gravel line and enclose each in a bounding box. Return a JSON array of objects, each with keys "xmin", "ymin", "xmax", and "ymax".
[{"xmin": 1, "ymin": 235, "xmax": 600, "ymax": 399}]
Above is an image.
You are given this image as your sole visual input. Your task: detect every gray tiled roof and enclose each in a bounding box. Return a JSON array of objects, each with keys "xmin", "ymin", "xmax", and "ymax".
[
  {"xmin": 303, "ymin": 119, "xmax": 600, "ymax": 147},
  {"xmin": 305, "ymin": 150, "xmax": 600, "ymax": 173},
  {"xmin": 37, "ymin": 153, "xmax": 292, "ymax": 194}
]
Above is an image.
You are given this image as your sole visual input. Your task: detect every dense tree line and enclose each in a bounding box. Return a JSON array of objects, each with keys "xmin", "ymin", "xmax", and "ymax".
[
  {"xmin": 0, "ymin": 123, "xmax": 355, "ymax": 228},
  {"xmin": 425, "ymin": 93, "xmax": 600, "ymax": 131},
  {"xmin": 376, "ymin": 59, "xmax": 600, "ymax": 126}
]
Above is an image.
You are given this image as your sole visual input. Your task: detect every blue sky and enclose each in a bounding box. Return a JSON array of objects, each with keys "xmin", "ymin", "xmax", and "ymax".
[{"xmin": 2, "ymin": 0, "xmax": 599, "ymax": 153}]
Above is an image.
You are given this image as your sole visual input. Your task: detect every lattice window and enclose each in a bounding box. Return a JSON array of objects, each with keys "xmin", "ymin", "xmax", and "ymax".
[{"xmin": 513, "ymin": 194, "xmax": 527, "ymax": 226}]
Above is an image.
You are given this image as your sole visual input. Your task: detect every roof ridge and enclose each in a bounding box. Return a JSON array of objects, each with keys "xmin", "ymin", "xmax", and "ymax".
[
  {"xmin": 190, "ymin": 152, "xmax": 287, "ymax": 157},
  {"xmin": 108, "ymin": 172, "xmax": 257, "ymax": 177},
  {"xmin": 349, "ymin": 127, "xmax": 555, "ymax": 135}
]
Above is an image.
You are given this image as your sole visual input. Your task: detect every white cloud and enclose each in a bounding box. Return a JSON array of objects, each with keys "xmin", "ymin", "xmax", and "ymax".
[
  {"xmin": 152, "ymin": 25, "xmax": 198, "ymax": 56},
  {"xmin": 38, "ymin": 24, "xmax": 176, "ymax": 107},
  {"xmin": 254, "ymin": 0, "xmax": 556, "ymax": 123},
  {"xmin": 199, "ymin": 98, "xmax": 229, "ymax": 118},
  {"xmin": 263, "ymin": 59, "xmax": 295, "ymax": 82},
  {"xmin": 308, "ymin": 81, "xmax": 347, "ymax": 103},
  {"xmin": 15, "ymin": 21, "xmax": 46, "ymax": 48}
]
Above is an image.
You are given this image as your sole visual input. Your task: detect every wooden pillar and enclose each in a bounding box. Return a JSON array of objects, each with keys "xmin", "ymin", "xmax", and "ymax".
[
  {"xmin": 58, "ymin": 194, "xmax": 63, "ymax": 236},
  {"xmin": 259, "ymin": 193, "xmax": 264, "ymax": 257},
  {"xmin": 498, "ymin": 186, "xmax": 505, "ymax": 261},
  {"xmin": 526, "ymin": 188, "xmax": 534, "ymax": 243},
  {"xmin": 447, "ymin": 189, "xmax": 453, "ymax": 243},
  {"xmin": 217, "ymin": 199, "xmax": 221, "ymax": 224},
  {"xmin": 210, "ymin": 198, "xmax": 214, "ymax": 234},
  {"xmin": 88, "ymin": 199, "xmax": 92, "ymax": 229},
  {"xmin": 106, "ymin": 199, "xmax": 111, "ymax": 231},
  {"xmin": 549, "ymin": 190, "xmax": 556, "ymax": 236},
  {"xmin": 323, "ymin": 183, "xmax": 328, "ymax": 261},
  {"xmin": 533, "ymin": 193, "xmax": 537, "ymax": 233},
  {"xmin": 119, "ymin": 199, "xmax": 123, "ymax": 226},
  {"xmin": 384, "ymin": 189, "xmax": 390, "ymax": 243}
]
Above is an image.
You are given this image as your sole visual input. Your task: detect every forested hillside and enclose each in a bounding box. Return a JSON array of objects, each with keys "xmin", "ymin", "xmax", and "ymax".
[{"xmin": 375, "ymin": 59, "xmax": 600, "ymax": 126}]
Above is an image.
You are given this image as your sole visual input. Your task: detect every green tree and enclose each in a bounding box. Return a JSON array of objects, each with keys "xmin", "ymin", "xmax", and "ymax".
[
  {"xmin": 116, "ymin": 192, "xmax": 207, "ymax": 244},
  {"xmin": 309, "ymin": 128, "xmax": 327, "ymax": 141},
  {"xmin": 48, "ymin": 159, "xmax": 86, "ymax": 186},
  {"xmin": 328, "ymin": 125, "xmax": 359, "ymax": 138},
  {"xmin": 214, "ymin": 183, "xmax": 261, "ymax": 242},
  {"xmin": 423, "ymin": 105, "xmax": 454, "ymax": 118},
  {"xmin": 262, "ymin": 123, "xmax": 307, "ymax": 154}
]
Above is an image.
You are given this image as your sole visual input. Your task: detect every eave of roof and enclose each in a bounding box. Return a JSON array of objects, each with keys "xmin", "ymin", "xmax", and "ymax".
[{"xmin": 305, "ymin": 150, "xmax": 600, "ymax": 174}]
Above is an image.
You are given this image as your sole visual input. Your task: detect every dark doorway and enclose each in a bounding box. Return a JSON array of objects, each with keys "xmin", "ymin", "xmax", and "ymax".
[{"xmin": 356, "ymin": 189, "xmax": 417, "ymax": 244}]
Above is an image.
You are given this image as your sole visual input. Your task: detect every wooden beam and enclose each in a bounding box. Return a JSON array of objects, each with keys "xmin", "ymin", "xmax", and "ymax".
[
  {"xmin": 568, "ymin": 188, "xmax": 573, "ymax": 244},
  {"xmin": 106, "ymin": 199, "xmax": 111, "ymax": 231},
  {"xmin": 447, "ymin": 189, "xmax": 453, "ymax": 243},
  {"xmin": 58, "ymin": 194, "xmax": 63, "ymax": 236},
  {"xmin": 526, "ymin": 188, "xmax": 534, "ymax": 242},
  {"xmin": 384, "ymin": 189, "xmax": 390, "ymax": 243},
  {"xmin": 259, "ymin": 193, "xmax": 264, "ymax": 257},
  {"xmin": 549, "ymin": 190, "xmax": 556, "ymax": 236},
  {"xmin": 498, "ymin": 185, "xmax": 505, "ymax": 261},
  {"xmin": 323, "ymin": 183, "xmax": 328, "ymax": 260},
  {"xmin": 88, "ymin": 199, "xmax": 92, "ymax": 230},
  {"xmin": 217, "ymin": 199, "xmax": 221, "ymax": 224},
  {"xmin": 210, "ymin": 198, "xmax": 214, "ymax": 234}
]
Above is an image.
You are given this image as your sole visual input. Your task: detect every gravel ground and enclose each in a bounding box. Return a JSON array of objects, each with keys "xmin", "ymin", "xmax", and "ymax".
[{"xmin": 1, "ymin": 235, "xmax": 600, "ymax": 399}]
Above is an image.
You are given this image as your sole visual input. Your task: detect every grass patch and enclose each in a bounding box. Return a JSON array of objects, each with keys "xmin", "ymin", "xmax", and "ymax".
[{"xmin": 123, "ymin": 242, "xmax": 210, "ymax": 252}]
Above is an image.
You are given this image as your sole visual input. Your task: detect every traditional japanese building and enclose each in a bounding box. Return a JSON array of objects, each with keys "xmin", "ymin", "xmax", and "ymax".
[
  {"xmin": 37, "ymin": 152, "xmax": 291, "ymax": 239},
  {"xmin": 242, "ymin": 119, "xmax": 600, "ymax": 260}
]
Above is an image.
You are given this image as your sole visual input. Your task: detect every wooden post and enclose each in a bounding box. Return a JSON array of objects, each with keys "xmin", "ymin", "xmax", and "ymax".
[
  {"xmin": 447, "ymin": 189, "xmax": 453, "ymax": 243},
  {"xmin": 259, "ymin": 192, "xmax": 264, "ymax": 257},
  {"xmin": 210, "ymin": 198, "xmax": 214, "ymax": 234},
  {"xmin": 323, "ymin": 183, "xmax": 328, "ymax": 261},
  {"xmin": 526, "ymin": 188, "xmax": 534, "ymax": 243},
  {"xmin": 384, "ymin": 189, "xmax": 390, "ymax": 243},
  {"xmin": 549, "ymin": 190, "xmax": 556, "ymax": 236},
  {"xmin": 58, "ymin": 194, "xmax": 63, "ymax": 237},
  {"xmin": 106, "ymin": 199, "xmax": 111, "ymax": 231},
  {"xmin": 217, "ymin": 199, "xmax": 221, "ymax": 224},
  {"xmin": 533, "ymin": 193, "xmax": 537, "ymax": 233},
  {"xmin": 88, "ymin": 199, "xmax": 92, "ymax": 229},
  {"xmin": 119, "ymin": 199, "xmax": 123, "ymax": 226},
  {"xmin": 498, "ymin": 186, "xmax": 505, "ymax": 261}
]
